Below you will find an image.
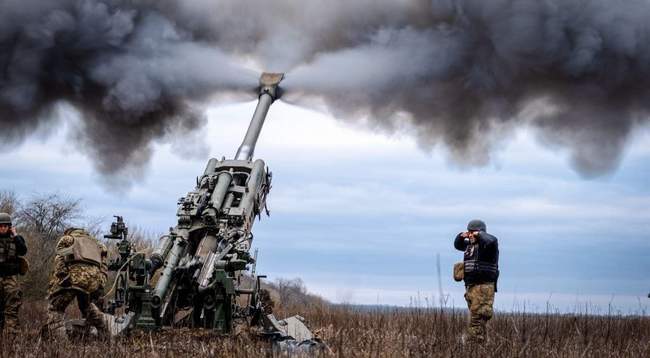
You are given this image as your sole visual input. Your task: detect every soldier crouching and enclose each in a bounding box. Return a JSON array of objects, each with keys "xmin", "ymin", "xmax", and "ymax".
[
  {"xmin": 0, "ymin": 213, "xmax": 28, "ymax": 336},
  {"xmin": 454, "ymin": 219, "xmax": 499, "ymax": 343},
  {"xmin": 42, "ymin": 228, "xmax": 109, "ymax": 339}
]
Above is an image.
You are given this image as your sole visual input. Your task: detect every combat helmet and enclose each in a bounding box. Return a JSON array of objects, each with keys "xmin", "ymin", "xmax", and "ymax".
[
  {"xmin": 467, "ymin": 219, "xmax": 486, "ymax": 232},
  {"xmin": 63, "ymin": 227, "xmax": 85, "ymax": 235},
  {"xmin": 0, "ymin": 212, "xmax": 12, "ymax": 226}
]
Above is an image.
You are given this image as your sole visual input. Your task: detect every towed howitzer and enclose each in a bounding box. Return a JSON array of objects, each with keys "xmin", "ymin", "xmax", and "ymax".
[{"xmin": 106, "ymin": 73, "xmax": 322, "ymax": 348}]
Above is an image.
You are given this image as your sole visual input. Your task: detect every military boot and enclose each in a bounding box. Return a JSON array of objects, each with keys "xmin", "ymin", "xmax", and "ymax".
[{"xmin": 41, "ymin": 311, "xmax": 67, "ymax": 341}]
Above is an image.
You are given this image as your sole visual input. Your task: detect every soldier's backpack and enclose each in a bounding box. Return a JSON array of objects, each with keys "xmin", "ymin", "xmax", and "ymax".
[
  {"xmin": 453, "ymin": 262, "xmax": 464, "ymax": 282},
  {"xmin": 57, "ymin": 231, "xmax": 103, "ymax": 267}
]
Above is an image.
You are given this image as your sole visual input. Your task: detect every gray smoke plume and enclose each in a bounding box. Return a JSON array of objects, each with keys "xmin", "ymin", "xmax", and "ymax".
[
  {"xmin": 0, "ymin": 0, "xmax": 256, "ymax": 177},
  {"xmin": 281, "ymin": 0, "xmax": 650, "ymax": 176},
  {"xmin": 2, "ymin": 0, "xmax": 649, "ymax": 178}
]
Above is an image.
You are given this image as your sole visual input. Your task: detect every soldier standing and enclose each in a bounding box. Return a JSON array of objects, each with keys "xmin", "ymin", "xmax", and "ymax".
[
  {"xmin": 0, "ymin": 213, "xmax": 27, "ymax": 335},
  {"xmin": 454, "ymin": 219, "xmax": 499, "ymax": 343},
  {"xmin": 43, "ymin": 228, "xmax": 109, "ymax": 339}
]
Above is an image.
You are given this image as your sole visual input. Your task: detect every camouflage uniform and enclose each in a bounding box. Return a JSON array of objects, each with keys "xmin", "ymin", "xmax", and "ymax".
[
  {"xmin": 0, "ymin": 276, "xmax": 22, "ymax": 334},
  {"xmin": 44, "ymin": 228, "xmax": 108, "ymax": 338},
  {"xmin": 454, "ymin": 220, "xmax": 499, "ymax": 343},
  {"xmin": 464, "ymin": 283, "xmax": 495, "ymax": 342},
  {"xmin": 0, "ymin": 226, "xmax": 27, "ymax": 335}
]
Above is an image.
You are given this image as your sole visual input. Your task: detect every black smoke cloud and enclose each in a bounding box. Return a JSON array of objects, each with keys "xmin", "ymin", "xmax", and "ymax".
[
  {"xmin": 2, "ymin": 0, "xmax": 649, "ymax": 178},
  {"xmin": 0, "ymin": 0, "xmax": 256, "ymax": 177}
]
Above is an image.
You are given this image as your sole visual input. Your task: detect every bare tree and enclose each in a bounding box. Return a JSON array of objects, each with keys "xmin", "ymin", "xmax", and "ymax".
[
  {"xmin": 15, "ymin": 193, "xmax": 81, "ymax": 242},
  {"xmin": 0, "ymin": 190, "xmax": 19, "ymax": 215}
]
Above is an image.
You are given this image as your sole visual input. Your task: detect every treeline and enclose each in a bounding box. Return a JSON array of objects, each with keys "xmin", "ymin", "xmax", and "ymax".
[{"xmin": 265, "ymin": 278, "xmax": 329, "ymax": 312}]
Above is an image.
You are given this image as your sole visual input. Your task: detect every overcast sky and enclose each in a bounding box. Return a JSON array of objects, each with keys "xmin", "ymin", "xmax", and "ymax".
[{"xmin": 1, "ymin": 100, "xmax": 648, "ymax": 314}]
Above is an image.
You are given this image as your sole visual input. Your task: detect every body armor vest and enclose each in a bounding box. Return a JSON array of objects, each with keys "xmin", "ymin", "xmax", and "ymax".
[
  {"xmin": 0, "ymin": 237, "xmax": 19, "ymax": 276},
  {"xmin": 463, "ymin": 243, "xmax": 499, "ymax": 282},
  {"xmin": 58, "ymin": 232, "xmax": 103, "ymax": 267}
]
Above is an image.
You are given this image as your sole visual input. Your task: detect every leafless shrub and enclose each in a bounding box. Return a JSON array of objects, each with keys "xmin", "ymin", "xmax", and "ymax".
[
  {"xmin": 0, "ymin": 191, "xmax": 19, "ymax": 215},
  {"xmin": 270, "ymin": 278, "xmax": 328, "ymax": 310},
  {"xmin": 15, "ymin": 193, "xmax": 82, "ymax": 242}
]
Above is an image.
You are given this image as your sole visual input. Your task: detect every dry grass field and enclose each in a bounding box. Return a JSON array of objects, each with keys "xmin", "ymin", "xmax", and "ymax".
[
  {"xmin": 1, "ymin": 193, "xmax": 648, "ymax": 356},
  {"xmin": 1, "ymin": 300, "xmax": 648, "ymax": 357}
]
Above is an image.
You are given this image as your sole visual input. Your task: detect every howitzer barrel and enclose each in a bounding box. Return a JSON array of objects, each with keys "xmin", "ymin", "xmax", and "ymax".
[
  {"xmin": 235, "ymin": 72, "xmax": 284, "ymax": 161},
  {"xmin": 203, "ymin": 158, "xmax": 218, "ymax": 175}
]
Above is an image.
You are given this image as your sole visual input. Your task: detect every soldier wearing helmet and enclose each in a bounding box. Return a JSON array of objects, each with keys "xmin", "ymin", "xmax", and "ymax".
[
  {"xmin": 454, "ymin": 219, "xmax": 499, "ymax": 343},
  {"xmin": 42, "ymin": 227, "xmax": 109, "ymax": 339},
  {"xmin": 0, "ymin": 212, "xmax": 28, "ymax": 335}
]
